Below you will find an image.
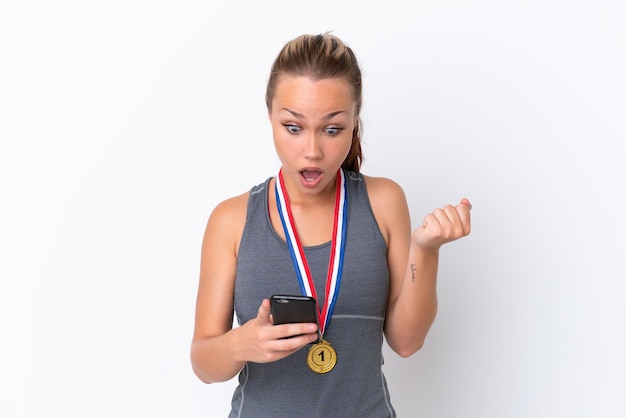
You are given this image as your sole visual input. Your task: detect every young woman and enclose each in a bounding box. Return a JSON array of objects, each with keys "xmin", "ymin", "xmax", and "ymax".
[{"xmin": 191, "ymin": 33, "xmax": 472, "ymax": 417}]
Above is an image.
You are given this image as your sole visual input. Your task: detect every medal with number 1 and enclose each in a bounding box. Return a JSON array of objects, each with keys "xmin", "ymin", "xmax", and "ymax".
[{"xmin": 307, "ymin": 340, "xmax": 337, "ymax": 373}]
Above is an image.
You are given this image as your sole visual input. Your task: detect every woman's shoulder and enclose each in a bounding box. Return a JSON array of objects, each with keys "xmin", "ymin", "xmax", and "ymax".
[
  {"xmin": 361, "ymin": 174, "xmax": 407, "ymax": 204},
  {"xmin": 213, "ymin": 190, "xmax": 249, "ymax": 217},
  {"xmin": 361, "ymin": 174, "xmax": 410, "ymax": 243},
  {"xmin": 203, "ymin": 190, "xmax": 251, "ymax": 246},
  {"xmin": 208, "ymin": 176, "xmax": 272, "ymax": 229}
]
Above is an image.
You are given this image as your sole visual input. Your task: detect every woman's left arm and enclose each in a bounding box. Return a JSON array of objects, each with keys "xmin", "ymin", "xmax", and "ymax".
[{"xmin": 366, "ymin": 176, "xmax": 471, "ymax": 358}]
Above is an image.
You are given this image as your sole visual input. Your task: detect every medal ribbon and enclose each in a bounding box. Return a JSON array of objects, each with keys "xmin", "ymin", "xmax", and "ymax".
[{"xmin": 275, "ymin": 168, "xmax": 348, "ymax": 336}]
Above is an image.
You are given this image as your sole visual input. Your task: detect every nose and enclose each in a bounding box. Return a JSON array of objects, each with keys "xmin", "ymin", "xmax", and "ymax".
[{"xmin": 304, "ymin": 132, "xmax": 323, "ymax": 160}]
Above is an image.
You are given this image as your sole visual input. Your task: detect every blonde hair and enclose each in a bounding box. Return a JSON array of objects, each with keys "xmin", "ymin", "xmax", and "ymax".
[{"xmin": 265, "ymin": 33, "xmax": 364, "ymax": 173}]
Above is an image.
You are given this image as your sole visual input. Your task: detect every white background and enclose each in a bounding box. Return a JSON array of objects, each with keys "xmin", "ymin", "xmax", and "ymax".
[{"xmin": 1, "ymin": 1, "xmax": 624, "ymax": 417}]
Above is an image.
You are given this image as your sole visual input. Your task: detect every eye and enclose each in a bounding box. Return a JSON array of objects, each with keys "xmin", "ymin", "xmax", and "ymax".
[
  {"xmin": 283, "ymin": 124, "xmax": 301, "ymax": 135},
  {"xmin": 325, "ymin": 127, "xmax": 344, "ymax": 136}
]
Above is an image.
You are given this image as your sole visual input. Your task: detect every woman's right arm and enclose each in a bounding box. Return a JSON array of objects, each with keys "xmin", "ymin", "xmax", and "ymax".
[{"xmin": 190, "ymin": 194, "xmax": 318, "ymax": 384}]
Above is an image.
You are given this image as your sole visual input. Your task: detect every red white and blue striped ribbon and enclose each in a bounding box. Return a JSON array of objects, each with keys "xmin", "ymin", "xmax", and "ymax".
[{"xmin": 275, "ymin": 168, "xmax": 348, "ymax": 335}]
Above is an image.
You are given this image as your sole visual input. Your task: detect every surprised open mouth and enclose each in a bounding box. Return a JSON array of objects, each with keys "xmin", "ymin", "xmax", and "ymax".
[{"xmin": 300, "ymin": 169, "xmax": 322, "ymax": 183}]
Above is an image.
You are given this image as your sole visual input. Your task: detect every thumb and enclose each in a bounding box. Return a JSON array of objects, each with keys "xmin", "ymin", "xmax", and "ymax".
[
  {"xmin": 459, "ymin": 198, "xmax": 472, "ymax": 210},
  {"xmin": 257, "ymin": 298, "xmax": 273, "ymax": 325}
]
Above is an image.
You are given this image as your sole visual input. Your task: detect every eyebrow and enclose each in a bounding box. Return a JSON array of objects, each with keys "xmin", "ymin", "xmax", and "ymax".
[{"xmin": 282, "ymin": 108, "xmax": 347, "ymax": 120}]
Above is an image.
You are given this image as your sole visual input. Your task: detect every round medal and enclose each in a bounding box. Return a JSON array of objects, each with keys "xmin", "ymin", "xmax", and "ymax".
[{"xmin": 307, "ymin": 340, "xmax": 337, "ymax": 374}]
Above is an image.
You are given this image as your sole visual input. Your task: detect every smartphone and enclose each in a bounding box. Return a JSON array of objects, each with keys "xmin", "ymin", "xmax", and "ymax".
[{"xmin": 270, "ymin": 295, "xmax": 320, "ymax": 341}]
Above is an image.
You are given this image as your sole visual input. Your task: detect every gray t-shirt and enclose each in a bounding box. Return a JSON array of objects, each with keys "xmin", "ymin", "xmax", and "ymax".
[{"xmin": 231, "ymin": 170, "xmax": 395, "ymax": 418}]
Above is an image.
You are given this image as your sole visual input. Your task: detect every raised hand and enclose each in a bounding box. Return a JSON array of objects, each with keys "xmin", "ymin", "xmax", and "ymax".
[{"xmin": 412, "ymin": 198, "xmax": 472, "ymax": 251}]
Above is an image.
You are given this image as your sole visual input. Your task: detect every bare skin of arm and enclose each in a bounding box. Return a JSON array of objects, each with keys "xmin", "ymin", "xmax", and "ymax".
[
  {"xmin": 365, "ymin": 176, "xmax": 471, "ymax": 357},
  {"xmin": 190, "ymin": 193, "xmax": 318, "ymax": 384}
]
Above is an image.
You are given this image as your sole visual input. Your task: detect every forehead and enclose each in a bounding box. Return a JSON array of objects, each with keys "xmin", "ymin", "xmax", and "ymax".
[{"xmin": 272, "ymin": 75, "xmax": 355, "ymax": 113}]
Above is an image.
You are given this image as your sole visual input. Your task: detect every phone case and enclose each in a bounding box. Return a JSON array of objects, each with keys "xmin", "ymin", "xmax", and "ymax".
[{"xmin": 270, "ymin": 295, "xmax": 318, "ymax": 325}]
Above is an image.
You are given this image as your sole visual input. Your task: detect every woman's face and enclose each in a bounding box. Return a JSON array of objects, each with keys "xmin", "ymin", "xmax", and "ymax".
[{"xmin": 269, "ymin": 75, "xmax": 356, "ymax": 196}]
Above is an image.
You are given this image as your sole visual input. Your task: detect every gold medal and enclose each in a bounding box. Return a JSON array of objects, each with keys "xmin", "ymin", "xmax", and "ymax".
[{"xmin": 307, "ymin": 340, "xmax": 337, "ymax": 374}]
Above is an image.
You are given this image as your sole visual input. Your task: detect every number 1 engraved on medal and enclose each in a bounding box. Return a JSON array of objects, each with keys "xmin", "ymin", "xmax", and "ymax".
[{"xmin": 307, "ymin": 340, "xmax": 337, "ymax": 374}]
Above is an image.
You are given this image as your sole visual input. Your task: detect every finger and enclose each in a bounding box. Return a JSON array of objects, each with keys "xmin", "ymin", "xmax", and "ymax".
[
  {"xmin": 420, "ymin": 213, "xmax": 444, "ymax": 243},
  {"xmin": 421, "ymin": 213, "xmax": 439, "ymax": 231},
  {"xmin": 257, "ymin": 299, "xmax": 272, "ymax": 325},
  {"xmin": 432, "ymin": 207, "xmax": 450, "ymax": 224},
  {"xmin": 459, "ymin": 198, "xmax": 472, "ymax": 210},
  {"xmin": 455, "ymin": 201, "xmax": 472, "ymax": 235},
  {"xmin": 443, "ymin": 204, "xmax": 462, "ymax": 225},
  {"xmin": 272, "ymin": 332, "xmax": 319, "ymax": 354},
  {"xmin": 275, "ymin": 323, "xmax": 319, "ymax": 340},
  {"xmin": 443, "ymin": 204, "xmax": 472, "ymax": 239}
]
